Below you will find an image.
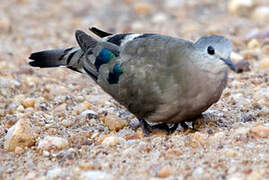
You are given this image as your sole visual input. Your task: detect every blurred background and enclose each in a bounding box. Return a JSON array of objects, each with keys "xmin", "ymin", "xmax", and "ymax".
[{"xmin": 0, "ymin": 0, "xmax": 269, "ymax": 179}]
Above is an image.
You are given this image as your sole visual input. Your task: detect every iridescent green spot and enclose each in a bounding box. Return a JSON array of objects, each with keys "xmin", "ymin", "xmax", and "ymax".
[
  {"xmin": 95, "ymin": 48, "xmax": 115, "ymax": 71},
  {"xmin": 108, "ymin": 64, "xmax": 123, "ymax": 84}
]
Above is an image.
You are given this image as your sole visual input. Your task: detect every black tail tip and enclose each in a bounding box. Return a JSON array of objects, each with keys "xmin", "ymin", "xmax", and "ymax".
[{"xmin": 28, "ymin": 51, "xmax": 49, "ymax": 67}]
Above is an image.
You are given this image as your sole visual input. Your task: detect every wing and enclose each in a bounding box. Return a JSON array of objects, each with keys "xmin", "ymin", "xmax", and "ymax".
[{"xmin": 97, "ymin": 34, "xmax": 190, "ymax": 119}]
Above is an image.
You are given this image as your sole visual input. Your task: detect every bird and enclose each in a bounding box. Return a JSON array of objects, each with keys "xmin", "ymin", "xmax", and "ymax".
[{"xmin": 29, "ymin": 27, "xmax": 238, "ymax": 135}]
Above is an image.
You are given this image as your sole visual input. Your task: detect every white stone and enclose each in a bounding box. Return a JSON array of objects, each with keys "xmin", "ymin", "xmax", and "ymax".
[
  {"xmin": 38, "ymin": 136, "xmax": 69, "ymax": 151},
  {"xmin": 47, "ymin": 168, "xmax": 63, "ymax": 179},
  {"xmin": 252, "ymin": 6, "xmax": 269, "ymax": 22},
  {"xmin": 78, "ymin": 171, "xmax": 113, "ymax": 180},
  {"xmin": 102, "ymin": 136, "xmax": 126, "ymax": 146},
  {"xmin": 152, "ymin": 13, "xmax": 167, "ymax": 24},
  {"xmin": 81, "ymin": 110, "xmax": 97, "ymax": 117},
  {"xmin": 4, "ymin": 119, "xmax": 36, "ymax": 152},
  {"xmin": 228, "ymin": 0, "xmax": 254, "ymax": 14}
]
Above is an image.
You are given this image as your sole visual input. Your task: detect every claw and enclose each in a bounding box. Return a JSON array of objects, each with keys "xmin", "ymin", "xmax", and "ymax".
[{"xmin": 138, "ymin": 119, "xmax": 178, "ymax": 135}]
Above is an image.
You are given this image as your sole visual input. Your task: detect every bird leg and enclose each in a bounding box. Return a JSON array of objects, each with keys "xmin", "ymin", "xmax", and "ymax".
[
  {"xmin": 138, "ymin": 119, "xmax": 179, "ymax": 135},
  {"xmin": 180, "ymin": 115, "xmax": 203, "ymax": 131}
]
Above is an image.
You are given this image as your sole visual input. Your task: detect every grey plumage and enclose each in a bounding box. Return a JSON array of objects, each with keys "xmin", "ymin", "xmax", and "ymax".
[{"xmin": 29, "ymin": 27, "xmax": 237, "ymax": 134}]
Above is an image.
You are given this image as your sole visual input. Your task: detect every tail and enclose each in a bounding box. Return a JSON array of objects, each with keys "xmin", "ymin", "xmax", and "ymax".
[
  {"xmin": 29, "ymin": 47, "xmax": 84, "ymax": 72},
  {"xmin": 29, "ymin": 30, "xmax": 120, "ymax": 82}
]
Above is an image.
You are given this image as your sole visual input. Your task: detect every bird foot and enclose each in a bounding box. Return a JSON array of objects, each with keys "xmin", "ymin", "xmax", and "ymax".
[{"xmin": 138, "ymin": 119, "xmax": 178, "ymax": 135}]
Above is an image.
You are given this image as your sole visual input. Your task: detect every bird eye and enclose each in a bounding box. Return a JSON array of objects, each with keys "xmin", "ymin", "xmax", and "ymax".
[{"xmin": 207, "ymin": 46, "xmax": 215, "ymax": 55}]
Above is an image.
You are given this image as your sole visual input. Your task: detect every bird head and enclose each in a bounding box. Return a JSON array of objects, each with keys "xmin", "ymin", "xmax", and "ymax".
[{"xmin": 194, "ymin": 35, "xmax": 238, "ymax": 73}]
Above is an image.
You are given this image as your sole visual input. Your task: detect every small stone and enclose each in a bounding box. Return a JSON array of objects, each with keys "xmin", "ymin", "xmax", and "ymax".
[
  {"xmin": 228, "ymin": 0, "xmax": 254, "ymax": 15},
  {"xmin": 76, "ymin": 96, "xmax": 85, "ymax": 102},
  {"xmin": 258, "ymin": 57, "xmax": 269, "ymax": 70},
  {"xmin": 81, "ymin": 110, "xmax": 97, "ymax": 117},
  {"xmin": 21, "ymin": 98, "xmax": 35, "ymax": 108},
  {"xmin": 4, "ymin": 119, "xmax": 36, "ymax": 152},
  {"xmin": 47, "ymin": 168, "xmax": 63, "ymax": 179},
  {"xmin": 78, "ymin": 170, "xmax": 113, "ymax": 180},
  {"xmin": 81, "ymin": 101, "xmax": 91, "ymax": 110},
  {"xmin": 102, "ymin": 136, "xmax": 126, "ymax": 146},
  {"xmin": 13, "ymin": 94, "xmax": 25, "ymax": 105},
  {"xmin": 252, "ymin": 6, "xmax": 269, "ymax": 22},
  {"xmin": 134, "ymin": 3, "xmax": 152, "ymax": 16},
  {"xmin": 38, "ymin": 136, "xmax": 69, "ymax": 151},
  {"xmin": 240, "ymin": 114, "xmax": 256, "ymax": 123},
  {"xmin": 250, "ymin": 126, "xmax": 269, "ymax": 138},
  {"xmin": 166, "ymin": 148, "xmax": 183, "ymax": 157},
  {"xmin": 164, "ymin": 0, "xmax": 184, "ymax": 10},
  {"xmin": 235, "ymin": 59, "xmax": 250, "ymax": 73},
  {"xmin": 15, "ymin": 146, "xmax": 25, "ymax": 154},
  {"xmin": 247, "ymin": 39, "xmax": 260, "ymax": 50},
  {"xmin": 192, "ymin": 167, "xmax": 204, "ymax": 177},
  {"xmin": 230, "ymin": 52, "xmax": 243, "ymax": 63},
  {"xmin": 131, "ymin": 21, "xmax": 144, "ymax": 31},
  {"xmin": 0, "ymin": 16, "xmax": 11, "ymax": 33},
  {"xmin": 17, "ymin": 105, "xmax": 25, "ymax": 112},
  {"xmin": 246, "ymin": 170, "xmax": 266, "ymax": 180},
  {"xmin": 158, "ymin": 166, "xmax": 172, "ymax": 178},
  {"xmin": 187, "ymin": 132, "xmax": 207, "ymax": 148},
  {"xmin": 151, "ymin": 13, "xmax": 167, "ymax": 24},
  {"xmin": 102, "ymin": 114, "xmax": 127, "ymax": 131},
  {"xmin": 61, "ymin": 119, "xmax": 73, "ymax": 127},
  {"xmin": 225, "ymin": 151, "xmax": 237, "ymax": 157},
  {"xmin": 53, "ymin": 103, "xmax": 66, "ymax": 116},
  {"xmin": 43, "ymin": 150, "xmax": 50, "ymax": 157},
  {"xmin": 78, "ymin": 162, "xmax": 95, "ymax": 171}
]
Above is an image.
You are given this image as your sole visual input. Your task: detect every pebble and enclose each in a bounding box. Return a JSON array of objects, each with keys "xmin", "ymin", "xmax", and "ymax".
[
  {"xmin": 0, "ymin": 16, "xmax": 11, "ymax": 33},
  {"xmin": 78, "ymin": 170, "xmax": 114, "ymax": 180},
  {"xmin": 81, "ymin": 110, "xmax": 97, "ymax": 117},
  {"xmin": 53, "ymin": 103, "xmax": 66, "ymax": 116},
  {"xmin": 250, "ymin": 126, "xmax": 269, "ymax": 138},
  {"xmin": 235, "ymin": 59, "xmax": 250, "ymax": 73},
  {"xmin": 192, "ymin": 167, "xmax": 204, "ymax": 177},
  {"xmin": 228, "ymin": 0, "xmax": 254, "ymax": 15},
  {"xmin": 246, "ymin": 170, "xmax": 265, "ymax": 180},
  {"xmin": 151, "ymin": 13, "xmax": 167, "ymax": 24},
  {"xmin": 47, "ymin": 168, "xmax": 63, "ymax": 179},
  {"xmin": 247, "ymin": 39, "xmax": 260, "ymax": 50},
  {"xmin": 15, "ymin": 146, "xmax": 25, "ymax": 154},
  {"xmin": 164, "ymin": 0, "xmax": 184, "ymax": 10},
  {"xmin": 230, "ymin": 52, "xmax": 243, "ymax": 63},
  {"xmin": 21, "ymin": 98, "xmax": 35, "ymax": 108},
  {"xmin": 17, "ymin": 105, "xmax": 25, "ymax": 112},
  {"xmin": 101, "ymin": 136, "xmax": 126, "ymax": 146},
  {"xmin": 102, "ymin": 114, "xmax": 127, "ymax": 131},
  {"xmin": 131, "ymin": 21, "xmax": 144, "ymax": 31},
  {"xmin": 224, "ymin": 151, "xmax": 237, "ymax": 157},
  {"xmin": 187, "ymin": 132, "xmax": 207, "ymax": 148},
  {"xmin": 166, "ymin": 148, "xmax": 183, "ymax": 157},
  {"xmin": 38, "ymin": 136, "xmax": 69, "ymax": 151},
  {"xmin": 4, "ymin": 119, "xmax": 36, "ymax": 152},
  {"xmin": 158, "ymin": 166, "xmax": 172, "ymax": 178},
  {"xmin": 258, "ymin": 57, "xmax": 269, "ymax": 69},
  {"xmin": 134, "ymin": 3, "xmax": 152, "ymax": 16},
  {"xmin": 252, "ymin": 6, "xmax": 269, "ymax": 22},
  {"xmin": 43, "ymin": 150, "xmax": 50, "ymax": 157},
  {"xmin": 61, "ymin": 119, "xmax": 73, "ymax": 127}
]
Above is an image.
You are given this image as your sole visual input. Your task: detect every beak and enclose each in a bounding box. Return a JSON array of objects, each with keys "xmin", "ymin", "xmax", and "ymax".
[{"xmin": 221, "ymin": 57, "xmax": 238, "ymax": 73}]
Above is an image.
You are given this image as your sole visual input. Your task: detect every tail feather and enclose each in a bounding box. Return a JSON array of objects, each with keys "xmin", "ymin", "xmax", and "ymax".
[{"xmin": 29, "ymin": 49, "xmax": 68, "ymax": 68}]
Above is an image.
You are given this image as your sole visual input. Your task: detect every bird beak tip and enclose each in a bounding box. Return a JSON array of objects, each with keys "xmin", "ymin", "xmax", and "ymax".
[{"xmin": 224, "ymin": 57, "xmax": 238, "ymax": 73}]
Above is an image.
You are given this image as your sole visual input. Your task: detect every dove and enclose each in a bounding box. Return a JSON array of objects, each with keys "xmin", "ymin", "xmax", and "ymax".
[{"xmin": 29, "ymin": 27, "xmax": 238, "ymax": 135}]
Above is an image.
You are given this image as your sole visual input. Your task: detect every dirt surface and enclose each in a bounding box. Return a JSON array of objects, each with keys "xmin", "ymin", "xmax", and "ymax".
[{"xmin": 0, "ymin": 0, "xmax": 269, "ymax": 179}]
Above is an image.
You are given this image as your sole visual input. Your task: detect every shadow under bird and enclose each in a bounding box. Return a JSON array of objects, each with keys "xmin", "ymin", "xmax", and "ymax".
[{"xmin": 29, "ymin": 27, "xmax": 238, "ymax": 135}]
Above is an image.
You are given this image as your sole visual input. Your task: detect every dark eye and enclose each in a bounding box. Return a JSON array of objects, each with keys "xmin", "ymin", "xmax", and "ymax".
[{"xmin": 207, "ymin": 46, "xmax": 215, "ymax": 55}]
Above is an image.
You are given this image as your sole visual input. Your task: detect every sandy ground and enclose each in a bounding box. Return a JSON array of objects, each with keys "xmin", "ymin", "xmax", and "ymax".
[{"xmin": 0, "ymin": 0, "xmax": 269, "ymax": 179}]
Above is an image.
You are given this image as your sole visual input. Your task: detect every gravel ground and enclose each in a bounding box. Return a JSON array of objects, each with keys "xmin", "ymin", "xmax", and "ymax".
[{"xmin": 0, "ymin": 0, "xmax": 269, "ymax": 179}]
